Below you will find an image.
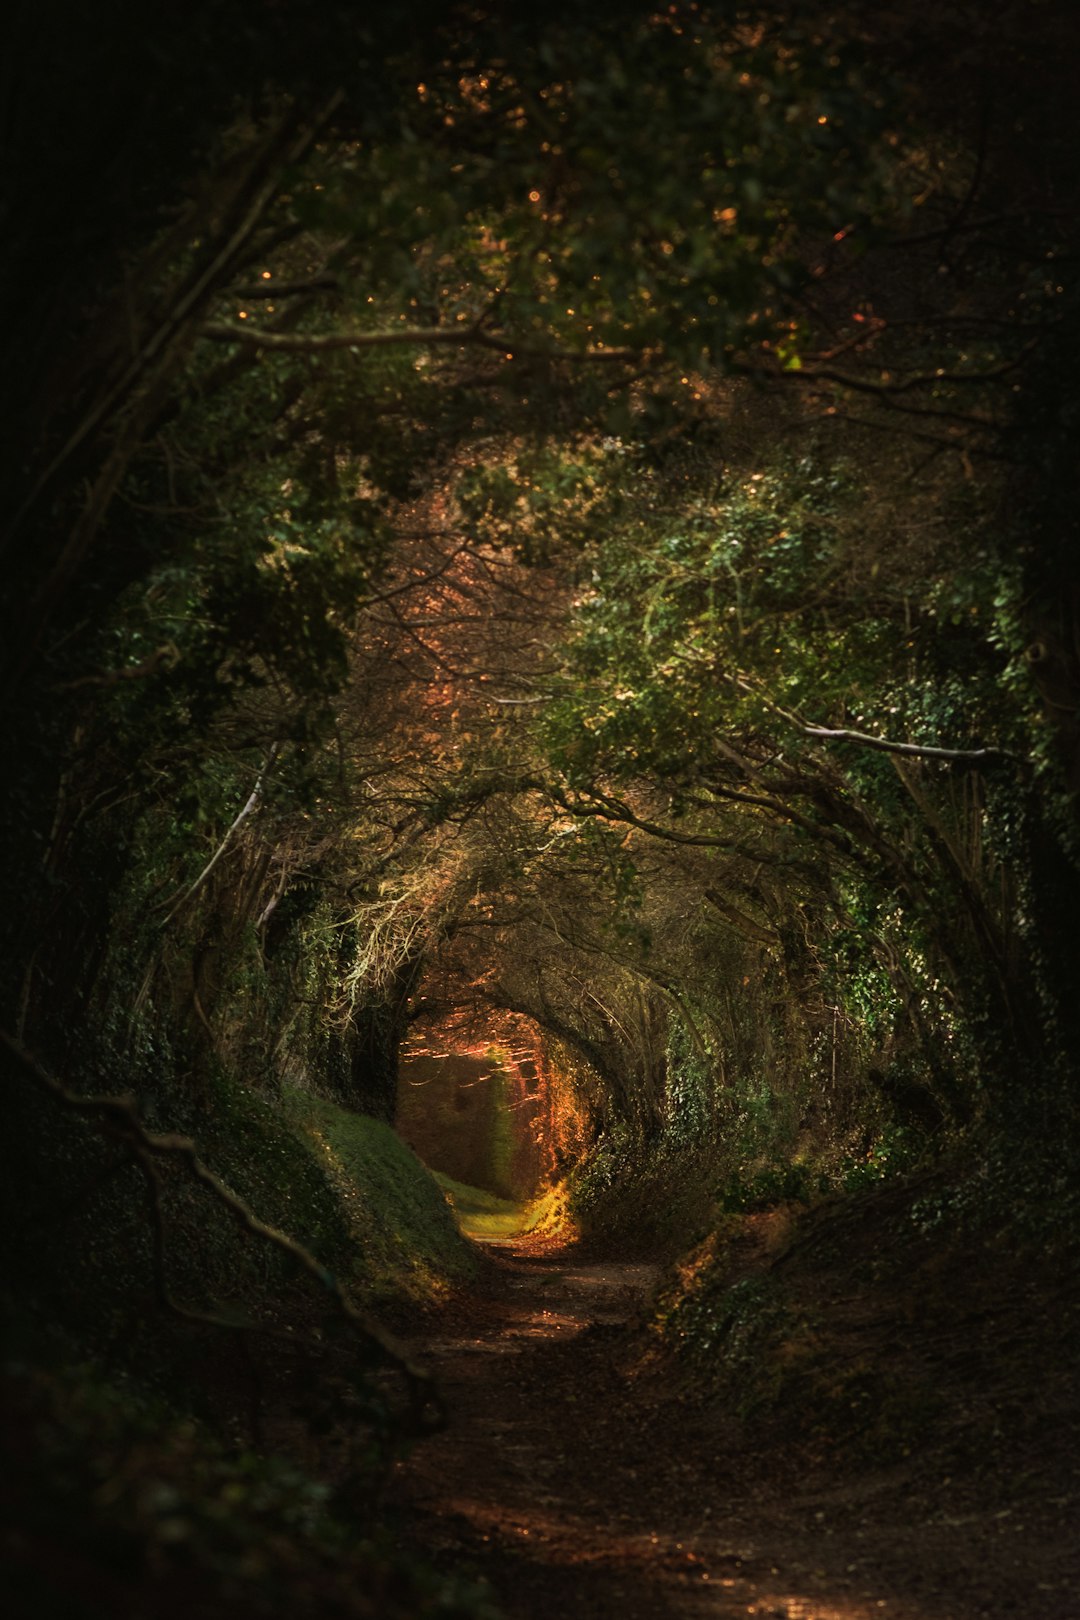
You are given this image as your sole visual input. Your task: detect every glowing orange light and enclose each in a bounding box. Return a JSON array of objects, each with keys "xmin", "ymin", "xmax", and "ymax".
[{"xmin": 529, "ymin": 189, "xmax": 541, "ymax": 202}]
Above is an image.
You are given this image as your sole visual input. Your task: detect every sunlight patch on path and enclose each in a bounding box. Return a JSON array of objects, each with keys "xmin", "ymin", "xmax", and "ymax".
[{"xmin": 434, "ymin": 1172, "xmax": 573, "ymax": 1242}]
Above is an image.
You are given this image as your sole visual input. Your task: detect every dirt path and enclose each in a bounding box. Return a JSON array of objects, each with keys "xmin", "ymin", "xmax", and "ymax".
[{"xmin": 387, "ymin": 1233, "xmax": 1076, "ymax": 1620}]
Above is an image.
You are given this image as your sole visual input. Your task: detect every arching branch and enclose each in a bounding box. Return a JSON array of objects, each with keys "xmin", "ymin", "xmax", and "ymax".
[
  {"xmin": 156, "ymin": 746, "xmax": 280, "ymax": 926},
  {"xmin": 798, "ymin": 725, "xmax": 1019, "ymax": 764}
]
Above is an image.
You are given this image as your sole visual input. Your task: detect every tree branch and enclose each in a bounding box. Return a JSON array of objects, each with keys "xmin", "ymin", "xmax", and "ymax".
[
  {"xmin": 157, "ymin": 747, "xmax": 279, "ymax": 925},
  {"xmin": 200, "ymin": 320, "xmax": 637, "ymax": 364},
  {"xmin": 232, "ymin": 273, "xmax": 341, "ymax": 299},
  {"xmin": 735, "ymin": 677, "xmax": 1022, "ymax": 765},
  {"xmin": 798, "ymin": 725, "xmax": 1019, "ymax": 765},
  {"xmin": 52, "ymin": 644, "xmax": 180, "ymax": 692},
  {"xmin": 536, "ymin": 777, "xmax": 854, "ymax": 858}
]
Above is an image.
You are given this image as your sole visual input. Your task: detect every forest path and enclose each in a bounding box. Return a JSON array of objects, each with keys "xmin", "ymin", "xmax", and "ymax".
[{"xmin": 385, "ymin": 1231, "xmax": 979, "ymax": 1620}]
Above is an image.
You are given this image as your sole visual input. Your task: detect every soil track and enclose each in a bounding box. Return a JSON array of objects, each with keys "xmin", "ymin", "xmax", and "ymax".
[{"xmin": 388, "ymin": 1230, "xmax": 1078, "ymax": 1620}]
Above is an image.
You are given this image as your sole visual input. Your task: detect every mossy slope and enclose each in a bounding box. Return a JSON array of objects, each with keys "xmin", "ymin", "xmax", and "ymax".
[
  {"xmin": 0, "ymin": 1070, "xmax": 494, "ymax": 1620},
  {"xmin": 280, "ymin": 1090, "xmax": 479, "ymax": 1304}
]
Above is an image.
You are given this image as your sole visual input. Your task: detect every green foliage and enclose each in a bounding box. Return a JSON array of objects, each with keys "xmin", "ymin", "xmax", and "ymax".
[
  {"xmin": 534, "ymin": 423, "xmax": 1069, "ymax": 1111},
  {"xmin": 663, "ymin": 1269, "xmax": 797, "ymax": 1400},
  {"xmin": 544, "ymin": 446, "xmax": 1018, "ymax": 789},
  {"xmin": 2, "ymin": 1357, "xmax": 499, "ymax": 1620},
  {"xmin": 662, "ymin": 1017, "xmax": 717, "ymax": 1148},
  {"xmin": 715, "ymin": 1124, "xmax": 924, "ymax": 1213},
  {"xmin": 717, "ymin": 1160, "xmax": 826, "ymax": 1214},
  {"xmin": 287, "ymin": 10, "xmax": 895, "ymax": 375},
  {"xmin": 836, "ymin": 1124, "xmax": 923, "ymax": 1192},
  {"xmin": 905, "ymin": 1134, "xmax": 1080, "ymax": 1244},
  {"xmin": 566, "ymin": 1127, "xmax": 719, "ymax": 1254}
]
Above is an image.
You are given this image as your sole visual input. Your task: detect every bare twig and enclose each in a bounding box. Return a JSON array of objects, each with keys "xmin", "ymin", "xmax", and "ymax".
[
  {"xmin": 539, "ymin": 777, "xmax": 856, "ymax": 858},
  {"xmin": 200, "ymin": 319, "xmax": 637, "ymax": 364},
  {"xmin": 157, "ymin": 746, "xmax": 280, "ymax": 926}
]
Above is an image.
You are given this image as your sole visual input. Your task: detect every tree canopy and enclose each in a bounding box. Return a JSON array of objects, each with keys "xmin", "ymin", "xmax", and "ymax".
[{"xmin": 5, "ymin": 2, "xmax": 1079, "ymax": 1136}]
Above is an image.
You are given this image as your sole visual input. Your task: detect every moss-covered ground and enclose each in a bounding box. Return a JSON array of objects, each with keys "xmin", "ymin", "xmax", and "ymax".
[{"xmin": 280, "ymin": 1089, "xmax": 480, "ymax": 1306}]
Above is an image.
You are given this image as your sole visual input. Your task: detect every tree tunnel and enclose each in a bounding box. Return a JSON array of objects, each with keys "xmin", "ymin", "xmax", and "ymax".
[{"xmin": 4, "ymin": 6, "xmax": 1080, "ymax": 1616}]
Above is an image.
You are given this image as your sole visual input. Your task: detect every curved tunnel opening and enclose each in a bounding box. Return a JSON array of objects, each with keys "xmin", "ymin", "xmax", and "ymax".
[
  {"xmin": 393, "ymin": 970, "xmax": 594, "ymax": 1240},
  {"xmin": 396, "ymin": 1025, "xmax": 548, "ymax": 1203}
]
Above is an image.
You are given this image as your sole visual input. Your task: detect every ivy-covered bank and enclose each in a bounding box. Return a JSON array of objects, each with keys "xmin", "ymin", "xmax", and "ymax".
[{"xmin": 2, "ymin": 1049, "xmax": 492, "ymax": 1617}]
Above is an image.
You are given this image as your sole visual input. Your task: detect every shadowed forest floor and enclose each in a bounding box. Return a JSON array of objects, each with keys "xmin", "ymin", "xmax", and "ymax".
[{"xmin": 387, "ymin": 1229, "xmax": 1079, "ymax": 1620}]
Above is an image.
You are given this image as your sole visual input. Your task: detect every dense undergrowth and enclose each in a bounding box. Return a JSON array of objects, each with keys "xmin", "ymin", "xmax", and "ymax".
[
  {"xmin": 560, "ymin": 1071, "xmax": 925, "ymax": 1259},
  {"xmin": 650, "ymin": 1132, "xmax": 1080, "ymax": 1484},
  {"xmin": 542, "ymin": 1076, "xmax": 1079, "ymax": 1508}
]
